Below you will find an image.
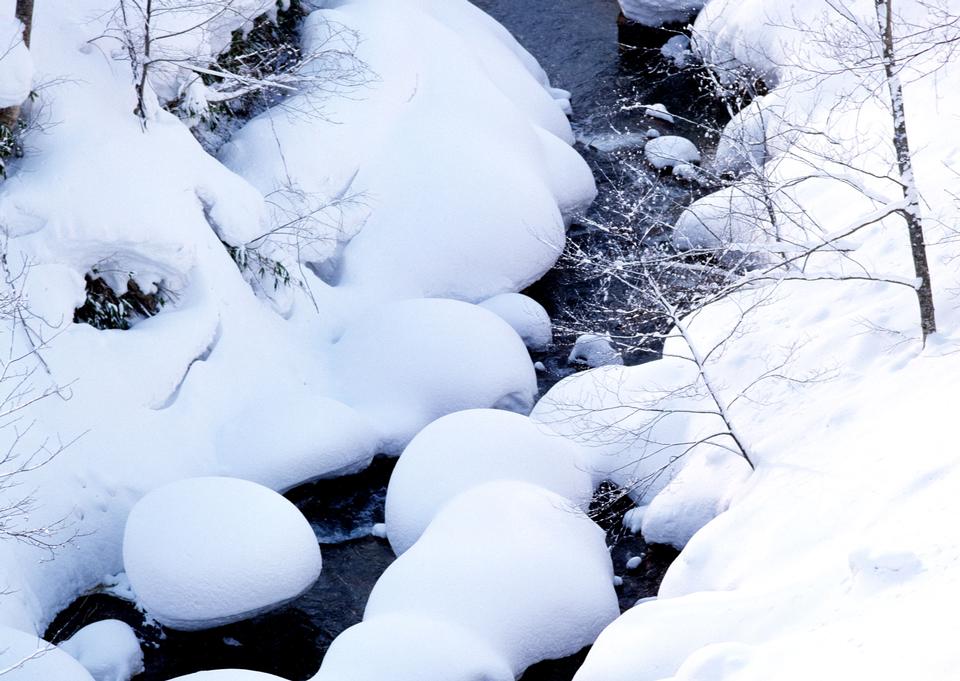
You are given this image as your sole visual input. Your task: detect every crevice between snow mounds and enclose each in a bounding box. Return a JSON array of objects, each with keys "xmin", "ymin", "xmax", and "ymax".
[{"xmin": 151, "ymin": 317, "xmax": 223, "ymax": 410}]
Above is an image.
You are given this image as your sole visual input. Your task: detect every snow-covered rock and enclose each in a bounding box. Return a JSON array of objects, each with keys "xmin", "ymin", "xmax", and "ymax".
[
  {"xmin": 568, "ymin": 333, "xmax": 623, "ymax": 367},
  {"xmin": 661, "ymin": 35, "xmax": 693, "ymax": 68},
  {"xmin": 367, "ymin": 481, "xmax": 619, "ymax": 675},
  {"xmin": 644, "ymin": 103, "xmax": 676, "ymax": 123},
  {"xmin": 618, "ymin": 0, "xmax": 704, "ymax": 27},
  {"xmin": 586, "ymin": 132, "xmax": 649, "ymax": 153},
  {"xmin": 58, "ymin": 620, "xmax": 144, "ymax": 681},
  {"xmin": 122, "ymin": 477, "xmax": 322, "ymax": 630},
  {"xmin": 644, "ymin": 135, "xmax": 701, "ymax": 170},
  {"xmin": 671, "ymin": 185, "xmax": 773, "ymax": 260},
  {"xmin": 479, "ymin": 293, "xmax": 553, "ymax": 351},
  {"xmin": 641, "ymin": 449, "xmax": 752, "ymax": 549},
  {"xmin": 312, "ymin": 614, "xmax": 513, "ymax": 681},
  {"xmin": 331, "ymin": 298, "xmax": 538, "ymax": 453},
  {"xmin": 384, "ymin": 408, "xmax": 592, "ymax": 555},
  {"xmin": 0, "ymin": 627, "xmax": 94, "ymax": 681},
  {"xmin": 168, "ymin": 673, "xmax": 289, "ymax": 681}
]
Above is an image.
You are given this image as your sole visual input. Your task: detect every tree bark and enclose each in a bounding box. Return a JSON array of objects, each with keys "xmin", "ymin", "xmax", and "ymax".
[{"xmin": 876, "ymin": 0, "xmax": 937, "ymax": 343}]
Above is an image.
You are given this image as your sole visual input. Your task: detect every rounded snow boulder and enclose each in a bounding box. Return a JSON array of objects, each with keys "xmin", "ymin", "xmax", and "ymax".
[
  {"xmin": 644, "ymin": 135, "xmax": 701, "ymax": 170},
  {"xmin": 59, "ymin": 619, "xmax": 144, "ymax": 681},
  {"xmin": 168, "ymin": 673, "xmax": 289, "ymax": 681},
  {"xmin": 332, "ymin": 298, "xmax": 538, "ymax": 453},
  {"xmin": 312, "ymin": 614, "xmax": 513, "ymax": 681},
  {"xmin": 385, "ymin": 409, "xmax": 592, "ymax": 555},
  {"xmin": 0, "ymin": 628, "xmax": 94, "ymax": 681},
  {"xmin": 123, "ymin": 477, "xmax": 322, "ymax": 630},
  {"xmin": 368, "ymin": 481, "xmax": 619, "ymax": 675},
  {"xmin": 479, "ymin": 293, "xmax": 552, "ymax": 351}
]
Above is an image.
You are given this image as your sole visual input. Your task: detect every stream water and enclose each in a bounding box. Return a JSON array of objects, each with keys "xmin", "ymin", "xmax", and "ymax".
[{"xmin": 47, "ymin": 1, "xmax": 725, "ymax": 678}]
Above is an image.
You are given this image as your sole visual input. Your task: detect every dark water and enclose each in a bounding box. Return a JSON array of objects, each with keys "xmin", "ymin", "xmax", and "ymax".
[{"xmin": 47, "ymin": 2, "xmax": 713, "ymax": 679}]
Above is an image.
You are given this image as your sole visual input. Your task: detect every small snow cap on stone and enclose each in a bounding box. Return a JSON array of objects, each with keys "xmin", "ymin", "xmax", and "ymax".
[{"xmin": 59, "ymin": 619, "xmax": 144, "ymax": 681}]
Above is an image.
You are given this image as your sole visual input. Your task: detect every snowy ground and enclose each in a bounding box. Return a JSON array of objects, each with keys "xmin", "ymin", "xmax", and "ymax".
[{"xmin": 3, "ymin": 0, "xmax": 960, "ymax": 679}]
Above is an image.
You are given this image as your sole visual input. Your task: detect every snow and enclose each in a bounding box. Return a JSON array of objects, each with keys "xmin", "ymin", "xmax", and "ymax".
[
  {"xmin": 643, "ymin": 103, "xmax": 675, "ymax": 123},
  {"xmin": 0, "ymin": 1, "xmax": 31, "ymax": 108},
  {"xmin": 671, "ymin": 185, "xmax": 773, "ymax": 259},
  {"xmin": 0, "ymin": 627, "xmax": 94, "ymax": 681},
  {"xmin": 312, "ymin": 614, "xmax": 513, "ymax": 681},
  {"xmin": 58, "ymin": 620, "xmax": 144, "ymax": 681},
  {"xmin": 585, "ymin": 132, "xmax": 649, "ymax": 153},
  {"xmin": 644, "ymin": 135, "xmax": 701, "ymax": 170},
  {"xmin": 568, "ymin": 333, "xmax": 624, "ymax": 367},
  {"xmin": 618, "ymin": 0, "xmax": 705, "ymax": 27},
  {"xmin": 122, "ymin": 477, "xmax": 322, "ymax": 630},
  {"xmin": 330, "ymin": 298, "xmax": 538, "ymax": 453},
  {"xmin": 366, "ymin": 481, "xmax": 619, "ymax": 675},
  {"xmin": 479, "ymin": 292, "xmax": 553, "ymax": 351},
  {"xmin": 661, "ymin": 35, "xmax": 693, "ymax": 68},
  {"xmin": 168, "ymin": 673, "xmax": 289, "ymax": 681},
  {"xmin": 384, "ymin": 408, "xmax": 593, "ymax": 555},
  {"xmin": 0, "ymin": 0, "xmax": 584, "ymax": 636},
  {"xmin": 640, "ymin": 449, "xmax": 752, "ymax": 549}
]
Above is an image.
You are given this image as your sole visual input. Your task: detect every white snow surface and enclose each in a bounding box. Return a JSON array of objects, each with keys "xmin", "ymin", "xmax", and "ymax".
[
  {"xmin": 577, "ymin": 0, "xmax": 960, "ymax": 680},
  {"xmin": 366, "ymin": 481, "xmax": 619, "ymax": 675},
  {"xmin": 0, "ymin": 0, "xmax": 585, "ymax": 639},
  {"xmin": 644, "ymin": 135, "xmax": 701, "ymax": 170},
  {"xmin": 312, "ymin": 614, "xmax": 513, "ymax": 681},
  {"xmin": 168, "ymin": 673, "xmax": 289, "ymax": 681},
  {"xmin": 0, "ymin": 0, "xmax": 31, "ymax": 107},
  {"xmin": 0, "ymin": 628, "xmax": 94, "ymax": 681},
  {"xmin": 384, "ymin": 408, "xmax": 593, "ymax": 554},
  {"xmin": 618, "ymin": 0, "xmax": 705, "ymax": 27},
  {"xmin": 568, "ymin": 333, "xmax": 624, "ymax": 368},
  {"xmin": 58, "ymin": 620, "xmax": 144, "ymax": 681},
  {"xmin": 479, "ymin": 293, "xmax": 553, "ymax": 351},
  {"xmin": 122, "ymin": 477, "xmax": 322, "ymax": 630}
]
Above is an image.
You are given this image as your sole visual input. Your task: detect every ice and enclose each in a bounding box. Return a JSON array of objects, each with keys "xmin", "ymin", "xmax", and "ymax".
[
  {"xmin": 58, "ymin": 620, "xmax": 144, "ymax": 681},
  {"xmin": 384, "ymin": 408, "xmax": 593, "ymax": 555},
  {"xmin": 479, "ymin": 293, "xmax": 553, "ymax": 351},
  {"xmin": 644, "ymin": 135, "xmax": 701, "ymax": 170},
  {"xmin": 122, "ymin": 477, "xmax": 322, "ymax": 630}
]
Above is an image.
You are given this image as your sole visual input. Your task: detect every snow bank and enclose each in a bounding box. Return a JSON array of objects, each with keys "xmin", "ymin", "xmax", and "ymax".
[
  {"xmin": 384, "ymin": 409, "xmax": 592, "ymax": 554},
  {"xmin": 331, "ymin": 298, "xmax": 538, "ymax": 453},
  {"xmin": 59, "ymin": 619, "xmax": 144, "ymax": 681},
  {"xmin": 0, "ymin": 627, "xmax": 94, "ymax": 681},
  {"xmin": 123, "ymin": 477, "xmax": 321, "ymax": 630},
  {"xmin": 0, "ymin": 1, "xmax": 31, "ymax": 107},
  {"xmin": 532, "ymin": 358, "xmax": 732, "ymax": 500},
  {"xmin": 671, "ymin": 185, "xmax": 773, "ymax": 257},
  {"xmin": 312, "ymin": 614, "xmax": 513, "ymax": 681},
  {"xmin": 618, "ymin": 0, "xmax": 705, "ymax": 27},
  {"xmin": 367, "ymin": 481, "xmax": 619, "ymax": 675},
  {"xmin": 479, "ymin": 293, "xmax": 553, "ymax": 351},
  {"xmin": 644, "ymin": 135, "xmax": 701, "ymax": 170},
  {"xmin": 640, "ymin": 449, "xmax": 752, "ymax": 549}
]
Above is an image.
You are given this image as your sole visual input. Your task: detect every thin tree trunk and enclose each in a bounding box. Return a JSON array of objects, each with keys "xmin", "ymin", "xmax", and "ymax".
[
  {"xmin": 876, "ymin": 0, "xmax": 937, "ymax": 343},
  {"xmin": 0, "ymin": 0, "xmax": 34, "ymax": 131}
]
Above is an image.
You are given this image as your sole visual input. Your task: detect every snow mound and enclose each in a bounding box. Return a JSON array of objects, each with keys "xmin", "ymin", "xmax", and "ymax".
[
  {"xmin": 644, "ymin": 103, "xmax": 676, "ymax": 124},
  {"xmin": 479, "ymin": 293, "xmax": 553, "ymax": 351},
  {"xmin": 0, "ymin": 5, "xmax": 31, "ymax": 107},
  {"xmin": 59, "ymin": 620, "xmax": 144, "ymax": 681},
  {"xmin": 367, "ymin": 481, "xmax": 618, "ymax": 675},
  {"xmin": 123, "ymin": 477, "xmax": 322, "ymax": 630},
  {"xmin": 661, "ymin": 35, "xmax": 692, "ymax": 68},
  {"xmin": 0, "ymin": 627, "xmax": 94, "ymax": 681},
  {"xmin": 568, "ymin": 334, "xmax": 623, "ymax": 368},
  {"xmin": 644, "ymin": 136, "xmax": 701, "ymax": 170},
  {"xmin": 672, "ymin": 185, "xmax": 774, "ymax": 262},
  {"xmin": 312, "ymin": 614, "xmax": 513, "ymax": 681},
  {"xmin": 168, "ymin": 673, "xmax": 289, "ymax": 681},
  {"xmin": 618, "ymin": 0, "xmax": 704, "ymax": 27},
  {"xmin": 532, "ymin": 359, "xmax": 733, "ymax": 499},
  {"xmin": 641, "ymin": 449, "xmax": 752, "ymax": 549},
  {"xmin": 384, "ymin": 408, "xmax": 592, "ymax": 555},
  {"xmin": 332, "ymin": 298, "xmax": 538, "ymax": 453}
]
